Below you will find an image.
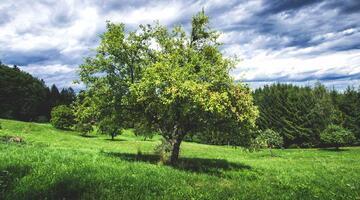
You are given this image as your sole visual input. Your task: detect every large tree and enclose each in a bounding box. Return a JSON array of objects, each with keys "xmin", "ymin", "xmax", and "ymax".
[
  {"xmin": 130, "ymin": 11, "xmax": 258, "ymax": 163},
  {"xmin": 77, "ymin": 11, "xmax": 258, "ymax": 164}
]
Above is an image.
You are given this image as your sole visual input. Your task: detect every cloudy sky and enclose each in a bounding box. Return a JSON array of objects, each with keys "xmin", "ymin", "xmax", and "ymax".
[{"xmin": 1, "ymin": 0, "xmax": 360, "ymax": 90}]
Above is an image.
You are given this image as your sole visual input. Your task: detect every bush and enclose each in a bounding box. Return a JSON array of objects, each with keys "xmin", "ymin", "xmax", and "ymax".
[
  {"xmin": 320, "ymin": 124, "xmax": 355, "ymax": 149},
  {"xmin": 253, "ymin": 129, "xmax": 283, "ymax": 156},
  {"xmin": 75, "ymin": 123, "xmax": 93, "ymax": 136},
  {"xmin": 50, "ymin": 105, "xmax": 75, "ymax": 130}
]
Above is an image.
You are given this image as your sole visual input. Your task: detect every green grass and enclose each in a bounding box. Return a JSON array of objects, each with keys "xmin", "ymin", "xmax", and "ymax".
[{"xmin": 0, "ymin": 119, "xmax": 359, "ymax": 200}]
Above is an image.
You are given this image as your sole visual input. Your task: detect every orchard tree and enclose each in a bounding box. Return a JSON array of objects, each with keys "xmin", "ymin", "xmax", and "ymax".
[
  {"xmin": 130, "ymin": 11, "xmax": 258, "ymax": 164},
  {"xmin": 254, "ymin": 129, "xmax": 283, "ymax": 156},
  {"xmin": 77, "ymin": 11, "xmax": 258, "ymax": 164},
  {"xmin": 98, "ymin": 116, "xmax": 122, "ymax": 140},
  {"xmin": 50, "ymin": 105, "xmax": 75, "ymax": 130},
  {"xmin": 320, "ymin": 124, "xmax": 355, "ymax": 149}
]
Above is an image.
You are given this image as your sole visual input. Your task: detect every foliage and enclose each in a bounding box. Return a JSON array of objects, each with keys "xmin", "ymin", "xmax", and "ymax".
[
  {"xmin": 337, "ymin": 87, "xmax": 360, "ymax": 140},
  {"xmin": 74, "ymin": 19, "xmax": 154, "ymax": 139},
  {"xmin": 133, "ymin": 122, "xmax": 156, "ymax": 141},
  {"xmin": 130, "ymin": 11, "xmax": 258, "ymax": 163},
  {"xmin": 320, "ymin": 124, "xmax": 356, "ymax": 149},
  {"xmin": 77, "ymin": 11, "xmax": 258, "ymax": 163},
  {"xmin": 0, "ymin": 63, "xmax": 48, "ymax": 121},
  {"xmin": 50, "ymin": 105, "xmax": 75, "ymax": 130},
  {"xmin": 1, "ymin": 119, "xmax": 360, "ymax": 200},
  {"xmin": 74, "ymin": 123, "xmax": 93, "ymax": 136},
  {"xmin": 73, "ymin": 92, "xmax": 97, "ymax": 135},
  {"xmin": 0, "ymin": 63, "xmax": 76, "ymax": 122},
  {"xmin": 154, "ymin": 138, "xmax": 172, "ymax": 164},
  {"xmin": 98, "ymin": 116, "xmax": 122, "ymax": 140},
  {"xmin": 253, "ymin": 83, "xmax": 360, "ymax": 148},
  {"xmin": 253, "ymin": 129, "xmax": 283, "ymax": 156}
]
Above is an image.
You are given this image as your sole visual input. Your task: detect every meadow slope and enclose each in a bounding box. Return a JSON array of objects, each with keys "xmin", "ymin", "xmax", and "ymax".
[{"xmin": 0, "ymin": 119, "xmax": 359, "ymax": 200}]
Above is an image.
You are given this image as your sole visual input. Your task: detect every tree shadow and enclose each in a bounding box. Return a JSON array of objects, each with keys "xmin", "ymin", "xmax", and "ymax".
[
  {"xmin": 79, "ymin": 135, "xmax": 97, "ymax": 138},
  {"xmin": 104, "ymin": 138, "xmax": 127, "ymax": 142},
  {"xmin": 318, "ymin": 148, "xmax": 349, "ymax": 152},
  {"xmin": 0, "ymin": 164, "xmax": 32, "ymax": 197},
  {"xmin": 104, "ymin": 152, "xmax": 251, "ymax": 176}
]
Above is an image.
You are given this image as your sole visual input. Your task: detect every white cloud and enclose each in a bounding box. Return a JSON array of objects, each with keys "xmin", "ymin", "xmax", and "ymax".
[
  {"xmin": 232, "ymin": 49, "xmax": 360, "ymax": 81},
  {"xmin": 0, "ymin": 0, "xmax": 359, "ymax": 90},
  {"xmin": 22, "ymin": 64, "xmax": 76, "ymax": 75}
]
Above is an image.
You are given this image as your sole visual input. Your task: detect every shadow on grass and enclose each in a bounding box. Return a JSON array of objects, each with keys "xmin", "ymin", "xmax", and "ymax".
[
  {"xmin": 104, "ymin": 138, "xmax": 127, "ymax": 142},
  {"xmin": 105, "ymin": 152, "xmax": 251, "ymax": 176},
  {"xmin": 79, "ymin": 135, "xmax": 97, "ymax": 138},
  {"xmin": 0, "ymin": 164, "xmax": 32, "ymax": 198},
  {"xmin": 318, "ymin": 148, "xmax": 349, "ymax": 152}
]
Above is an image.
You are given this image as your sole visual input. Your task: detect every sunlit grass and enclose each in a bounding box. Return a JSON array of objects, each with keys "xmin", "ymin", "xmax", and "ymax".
[{"xmin": 0, "ymin": 118, "xmax": 359, "ymax": 199}]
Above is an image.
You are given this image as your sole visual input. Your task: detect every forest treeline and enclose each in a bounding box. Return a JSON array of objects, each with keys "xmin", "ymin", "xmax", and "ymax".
[
  {"xmin": 254, "ymin": 83, "xmax": 360, "ymax": 147},
  {"xmin": 189, "ymin": 83, "xmax": 360, "ymax": 147},
  {"xmin": 0, "ymin": 62, "xmax": 76, "ymax": 122}
]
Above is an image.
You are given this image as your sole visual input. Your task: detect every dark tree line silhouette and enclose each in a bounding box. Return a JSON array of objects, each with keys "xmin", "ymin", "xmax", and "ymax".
[{"xmin": 0, "ymin": 62, "xmax": 76, "ymax": 122}]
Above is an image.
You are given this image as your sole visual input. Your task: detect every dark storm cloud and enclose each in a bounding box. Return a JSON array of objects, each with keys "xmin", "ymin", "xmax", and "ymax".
[
  {"xmin": 2, "ymin": 49, "xmax": 62, "ymax": 66},
  {"xmin": 245, "ymin": 69, "xmax": 360, "ymax": 82},
  {"xmin": 259, "ymin": 0, "xmax": 322, "ymax": 15},
  {"xmin": 221, "ymin": 0, "xmax": 360, "ymax": 52},
  {"xmin": 324, "ymin": 0, "xmax": 360, "ymax": 14}
]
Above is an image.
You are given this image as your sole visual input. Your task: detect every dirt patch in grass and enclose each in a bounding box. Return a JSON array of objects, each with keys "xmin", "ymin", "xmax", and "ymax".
[{"xmin": 0, "ymin": 135, "xmax": 25, "ymax": 144}]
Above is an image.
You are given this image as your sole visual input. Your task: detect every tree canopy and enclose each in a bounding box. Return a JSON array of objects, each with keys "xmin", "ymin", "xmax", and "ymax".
[
  {"xmin": 76, "ymin": 11, "xmax": 259, "ymax": 163},
  {"xmin": 320, "ymin": 124, "xmax": 356, "ymax": 149}
]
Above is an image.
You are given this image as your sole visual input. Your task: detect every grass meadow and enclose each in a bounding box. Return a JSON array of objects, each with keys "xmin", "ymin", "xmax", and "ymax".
[{"xmin": 0, "ymin": 118, "xmax": 359, "ymax": 199}]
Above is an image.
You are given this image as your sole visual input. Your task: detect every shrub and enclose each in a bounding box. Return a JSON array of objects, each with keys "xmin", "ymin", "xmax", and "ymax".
[
  {"xmin": 75, "ymin": 122, "xmax": 93, "ymax": 136},
  {"xmin": 254, "ymin": 129, "xmax": 283, "ymax": 156},
  {"xmin": 50, "ymin": 105, "xmax": 75, "ymax": 130},
  {"xmin": 320, "ymin": 124, "xmax": 355, "ymax": 149}
]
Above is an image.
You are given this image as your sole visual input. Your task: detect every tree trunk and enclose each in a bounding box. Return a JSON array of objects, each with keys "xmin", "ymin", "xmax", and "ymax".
[{"xmin": 170, "ymin": 138, "xmax": 182, "ymax": 165}]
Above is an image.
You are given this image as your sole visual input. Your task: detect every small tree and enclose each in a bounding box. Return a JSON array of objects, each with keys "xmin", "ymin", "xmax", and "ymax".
[
  {"xmin": 98, "ymin": 116, "xmax": 122, "ymax": 140},
  {"xmin": 320, "ymin": 124, "xmax": 355, "ymax": 149},
  {"xmin": 254, "ymin": 129, "xmax": 283, "ymax": 156},
  {"xmin": 50, "ymin": 105, "xmax": 75, "ymax": 130}
]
